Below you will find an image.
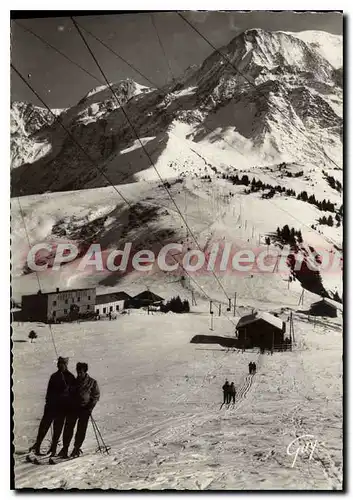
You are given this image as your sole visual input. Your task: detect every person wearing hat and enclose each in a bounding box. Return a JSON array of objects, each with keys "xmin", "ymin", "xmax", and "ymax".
[
  {"xmin": 229, "ymin": 382, "xmax": 236, "ymax": 404},
  {"xmin": 58, "ymin": 362, "xmax": 100, "ymax": 458},
  {"xmin": 29, "ymin": 356, "xmax": 76, "ymax": 456},
  {"xmin": 222, "ymin": 380, "xmax": 230, "ymax": 404}
]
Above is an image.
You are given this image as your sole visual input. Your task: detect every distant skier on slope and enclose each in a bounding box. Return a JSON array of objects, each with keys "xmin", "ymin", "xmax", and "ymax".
[
  {"xmin": 252, "ymin": 363, "xmax": 257, "ymax": 374},
  {"xmin": 229, "ymin": 382, "xmax": 236, "ymax": 403},
  {"xmin": 58, "ymin": 362, "xmax": 100, "ymax": 458},
  {"xmin": 29, "ymin": 357, "xmax": 75, "ymax": 457},
  {"xmin": 222, "ymin": 380, "xmax": 230, "ymax": 404},
  {"xmin": 248, "ymin": 362, "xmax": 252, "ymax": 374}
]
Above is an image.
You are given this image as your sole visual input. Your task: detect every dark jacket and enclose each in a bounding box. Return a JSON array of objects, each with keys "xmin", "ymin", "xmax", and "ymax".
[
  {"xmin": 71, "ymin": 374, "xmax": 100, "ymax": 413},
  {"xmin": 229, "ymin": 384, "xmax": 236, "ymax": 395},
  {"xmin": 45, "ymin": 370, "xmax": 76, "ymax": 408},
  {"xmin": 222, "ymin": 382, "xmax": 230, "ymax": 392}
]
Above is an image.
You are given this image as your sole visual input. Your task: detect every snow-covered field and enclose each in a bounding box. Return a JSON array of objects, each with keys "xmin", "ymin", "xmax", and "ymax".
[
  {"xmin": 13, "ymin": 306, "xmax": 342, "ymax": 490},
  {"xmin": 11, "ymin": 23, "xmax": 343, "ymax": 490}
]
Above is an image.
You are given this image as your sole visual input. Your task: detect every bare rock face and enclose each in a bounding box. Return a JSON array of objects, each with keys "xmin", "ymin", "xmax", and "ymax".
[{"xmin": 11, "ymin": 29, "xmax": 342, "ymax": 196}]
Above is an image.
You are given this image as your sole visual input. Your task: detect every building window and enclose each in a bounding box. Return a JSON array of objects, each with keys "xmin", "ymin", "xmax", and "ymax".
[
  {"xmin": 53, "ymin": 301, "xmax": 57, "ymax": 306},
  {"xmin": 87, "ymin": 305, "xmax": 90, "ymax": 310},
  {"xmin": 103, "ymin": 307, "xmax": 106, "ymax": 313},
  {"xmin": 88, "ymin": 295, "xmax": 91, "ymax": 300},
  {"xmin": 110, "ymin": 306, "xmax": 113, "ymax": 312},
  {"xmin": 53, "ymin": 311, "xmax": 56, "ymax": 317},
  {"xmin": 96, "ymin": 309, "xmax": 99, "ymax": 314},
  {"xmin": 116, "ymin": 305, "xmax": 119, "ymax": 311},
  {"xmin": 78, "ymin": 297, "xmax": 81, "ymax": 302},
  {"xmin": 64, "ymin": 309, "xmax": 67, "ymax": 314},
  {"xmin": 65, "ymin": 299, "xmax": 68, "ymax": 304}
]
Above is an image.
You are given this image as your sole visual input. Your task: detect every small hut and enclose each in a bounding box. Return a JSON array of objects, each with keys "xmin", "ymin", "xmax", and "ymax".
[
  {"xmin": 309, "ymin": 298, "xmax": 339, "ymax": 318},
  {"xmin": 236, "ymin": 311, "xmax": 286, "ymax": 350}
]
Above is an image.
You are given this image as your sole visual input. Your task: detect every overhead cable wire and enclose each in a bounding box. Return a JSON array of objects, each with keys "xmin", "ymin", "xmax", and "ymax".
[
  {"xmin": 72, "ymin": 18, "xmax": 342, "ymax": 250},
  {"xmin": 70, "ymin": 16, "xmax": 232, "ymax": 304},
  {"xmin": 13, "ymin": 20, "xmax": 341, "ymax": 269},
  {"xmin": 14, "ymin": 197, "xmax": 59, "ymax": 358},
  {"xmin": 150, "ymin": 13, "xmax": 174, "ymax": 82},
  {"xmin": 14, "ymin": 19, "xmax": 340, "ymax": 311},
  {"xmin": 74, "ymin": 19, "xmax": 159, "ymax": 89},
  {"xmin": 13, "ymin": 20, "xmax": 103, "ymax": 85},
  {"xmin": 177, "ymin": 12, "xmax": 342, "ymax": 171}
]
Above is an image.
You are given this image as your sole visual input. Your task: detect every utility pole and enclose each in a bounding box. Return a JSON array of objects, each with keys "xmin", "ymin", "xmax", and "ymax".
[
  {"xmin": 227, "ymin": 298, "xmax": 231, "ymax": 312},
  {"xmin": 210, "ymin": 310, "xmax": 214, "ymax": 331},
  {"xmin": 209, "ymin": 300, "xmax": 213, "ymax": 314},
  {"xmin": 233, "ymin": 292, "xmax": 237, "ymax": 316},
  {"xmin": 298, "ymin": 289, "xmax": 304, "ymax": 306},
  {"xmin": 218, "ymin": 304, "xmax": 221, "ymax": 316},
  {"xmin": 272, "ymin": 330, "xmax": 274, "ymax": 355},
  {"xmin": 272, "ymin": 257, "xmax": 279, "ymax": 274},
  {"xmin": 290, "ymin": 311, "xmax": 295, "ymax": 346},
  {"xmin": 289, "ymin": 316, "xmax": 292, "ymax": 349}
]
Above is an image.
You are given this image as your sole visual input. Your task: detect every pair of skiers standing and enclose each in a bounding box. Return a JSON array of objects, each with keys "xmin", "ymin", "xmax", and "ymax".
[
  {"xmin": 30, "ymin": 357, "xmax": 100, "ymax": 459},
  {"xmin": 222, "ymin": 380, "xmax": 236, "ymax": 404}
]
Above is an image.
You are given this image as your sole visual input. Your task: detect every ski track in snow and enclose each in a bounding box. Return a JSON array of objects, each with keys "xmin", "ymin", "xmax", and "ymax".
[
  {"xmin": 11, "ymin": 26, "xmax": 342, "ymax": 490},
  {"xmin": 15, "ymin": 368, "xmax": 258, "ymax": 488},
  {"xmin": 13, "ymin": 312, "xmax": 342, "ymax": 490}
]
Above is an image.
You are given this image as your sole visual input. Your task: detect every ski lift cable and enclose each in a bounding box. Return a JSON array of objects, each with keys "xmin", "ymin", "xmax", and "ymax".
[
  {"xmin": 11, "ymin": 63, "xmax": 237, "ymax": 329},
  {"xmin": 36, "ymin": 13, "xmax": 343, "ymax": 248},
  {"xmin": 13, "ymin": 20, "xmax": 233, "ymax": 302},
  {"xmin": 13, "ymin": 20, "xmax": 103, "ymax": 86},
  {"xmin": 150, "ymin": 13, "xmax": 174, "ymax": 83},
  {"xmin": 14, "ymin": 21, "xmax": 331, "ymax": 311},
  {"xmin": 12, "ymin": 20, "xmax": 256, "ymax": 207},
  {"xmin": 75, "ymin": 19, "xmax": 159, "ymax": 90},
  {"xmin": 70, "ymin": 17, "xmax": 232, "ymax": 304},
  {"xmin": 71, "ymin": 20, "xmax": 258, "ymax": 173},
  {"xmin": 14, "ymin": 197, "xmax": 59, "ymax": 358},
  {"xmin": 76, "ymin": 15, "xmax": 252, "ymax": 162},
  {"xmin": 177, "ymin": 12, "xmax": 342, "ymax": 172}
]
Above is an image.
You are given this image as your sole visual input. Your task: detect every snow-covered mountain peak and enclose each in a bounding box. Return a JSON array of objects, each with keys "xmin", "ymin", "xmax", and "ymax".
[
  {"xmin": 11, "ymin": 27, "xmax": 342, "ymax": 192},
  {"xmin": 10, "ymin": 101, "xmax": 65, "ymax": 169},
  {"xmin": 82, "ymin": 78, "xmax": 152, "ymax": 103},
  {"xmin": 232, "ymin": 29, "xmax": 334, "ymax": 78},
  {"xmin": 11, "ymin": 101, "xmax": 63, "ymax": 136},
  {"xmin": 286, "ymin": 30, "xmax": 342, "ymax": 69}
]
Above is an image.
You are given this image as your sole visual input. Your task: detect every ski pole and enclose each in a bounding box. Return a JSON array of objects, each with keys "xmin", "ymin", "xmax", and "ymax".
[
  {"xmin": 94, "ymin": 421, "xmax": 110, "ymax": 454},
  {"xmin": 91, "ymin": 417, "xmax": 104, "ymax": 453},
  {"xmin": 90, "ymin": 416, "xmax": 102, "ymax": 453},
  {"xmin": 91, "ymin": 416, "xmax": 110, "ymax": 454}
]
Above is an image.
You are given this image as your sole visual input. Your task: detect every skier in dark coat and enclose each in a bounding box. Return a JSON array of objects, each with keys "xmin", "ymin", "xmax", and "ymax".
[
  {"xmin": 58, "ymin": 362, "xmax": 100, "ymax": 458},
  {"xmin": 30, "ymin": 357, "xmax": 75, "ymax": 456},
  {"xmin": 222, "ymin": 380, "xmax": 230, "ymax": 404},
  {"xmin": 252, "ymin": 362, "xmax": 257, "ymax": 374},
  {"xmin": 229, "ymin": 382, "xmax": 236, "ymax": 403},
  {"xmin": 248, "ymin": 362, "xmax": 252, "ymax": 374}
]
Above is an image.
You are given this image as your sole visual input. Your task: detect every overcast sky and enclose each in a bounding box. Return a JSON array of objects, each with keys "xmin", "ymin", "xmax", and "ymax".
[{"xmin": 11, "ymin": 11, "xmax": 343, "ymax": 109}]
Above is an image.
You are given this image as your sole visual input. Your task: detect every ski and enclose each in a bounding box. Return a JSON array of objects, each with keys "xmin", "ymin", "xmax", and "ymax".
[
  {"xmin": 26, "ymin": 451, "xmax": 51, "ymax": 465},
  {"xmin": 49, "ymin": 454, "xmax": 82, "ymax": 465}
]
